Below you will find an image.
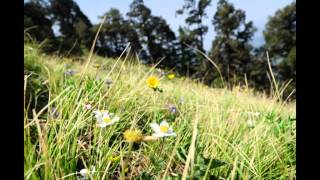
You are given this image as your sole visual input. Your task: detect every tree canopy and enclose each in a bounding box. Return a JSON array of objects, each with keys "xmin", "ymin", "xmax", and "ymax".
[
  {"xmin": 24, "ymin": 0, "xmax": 296, "ymax": 100},
  {"xmin": 208, "ymin": 0, "xmax": 256, "ymax": 87}
]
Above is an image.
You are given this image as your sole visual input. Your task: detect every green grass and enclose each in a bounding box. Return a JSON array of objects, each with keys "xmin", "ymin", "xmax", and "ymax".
[{"xmin": 24, "ymin": 43, "xmax": 296, "ymax": 180}]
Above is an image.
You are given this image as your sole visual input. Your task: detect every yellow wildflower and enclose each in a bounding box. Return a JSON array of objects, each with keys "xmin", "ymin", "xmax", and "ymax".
[
  {"xmin": 167, "ymin": 74, "xmax": 175, "ymax": 80},
  {"xmin": 123, "ymin": 129, "xmax": 143, "ymax": 143},
  {"xmin": 93, "ymin": 63, "xmax": 101, "ymax": 68},
  {"xmin": 108, "ymin": 155, "xmax": 120, "ymax": 162},
  {"xmin": 146, "ymin": 76, "xmax": 160, "ymax": 89}
]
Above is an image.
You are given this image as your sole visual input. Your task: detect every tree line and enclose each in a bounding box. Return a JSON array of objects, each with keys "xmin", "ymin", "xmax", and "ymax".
[{"xmin": 24, "ymin": 0, "xmax": 296, "ymax": 100}]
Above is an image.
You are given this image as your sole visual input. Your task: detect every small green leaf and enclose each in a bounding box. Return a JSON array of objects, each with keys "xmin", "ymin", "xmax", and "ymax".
[
  {"xmin": 206, "ymin": 158, "xmax": 227, "ymax": 169},
  {"xmin": 176, "ymin": 147, "xmax": 187, "ymax": 163}
]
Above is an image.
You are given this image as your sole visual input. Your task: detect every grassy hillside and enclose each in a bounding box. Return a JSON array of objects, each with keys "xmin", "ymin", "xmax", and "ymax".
[{"xmin": 24, "ymin": 44, "xmax": 296, "ymax": 180}]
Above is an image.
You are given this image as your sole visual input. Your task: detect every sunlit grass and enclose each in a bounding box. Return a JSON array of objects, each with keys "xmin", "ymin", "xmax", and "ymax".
[{"xmin": 24, "ymin": 43, "xmax": 295, "ymax": 179}]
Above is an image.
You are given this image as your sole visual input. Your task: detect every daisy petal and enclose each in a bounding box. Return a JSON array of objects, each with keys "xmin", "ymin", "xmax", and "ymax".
[
  {"xmin": 150, "ymin": 123, "xmax": 161, "ymax": 133},
  {"xmin": 97, "ymin": 122, "xmax": 107, "ymax": 128},
  {"xmin": 112, "ymin": 116, "xmax": 120, "ymax": 123},
  {"xmin": 167, "ymin": 132, "xmax": 176, "ymax": 137},
  {"xmin": 160, "ymin": 120, "xmax": 169, "ymax": 127},
  {"xmin": 152, "ymin": 133, "xmax": 165, "ymax": 138},
  {"xmin": 93, "ymin": 110, "xmax": 101, "ymax": 114},
  {"xmin": 168, "ymin": 127, "xmax": 174, "ymax": 133},
  {"xmin": 102, "ymin": 111, "xmax": 110, "ymax": 117},
  {"xmin": 96, "ymin": 117, "xmax": 103, "ymax": 123},
  {"xmin": 161, "ymin": 132, "xmax": 176, "ymax": 137},
  {"xmin": 79, "ymin": 169, "xmax": 88, "ymax": 177}
]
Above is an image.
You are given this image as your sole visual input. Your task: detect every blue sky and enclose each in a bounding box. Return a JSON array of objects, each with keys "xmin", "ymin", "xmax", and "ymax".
[{"xmin": 74, "ymin": 0, "xmax": 294, "ymax": 51}]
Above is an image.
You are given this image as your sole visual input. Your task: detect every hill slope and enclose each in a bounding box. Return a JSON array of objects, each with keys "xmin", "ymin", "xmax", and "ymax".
[{"xmin": 24, "ymin": 44, "xmax": 296, "ymax": 179}]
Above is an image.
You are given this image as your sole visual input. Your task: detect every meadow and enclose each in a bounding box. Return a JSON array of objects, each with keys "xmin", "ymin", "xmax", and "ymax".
[{"xmin": 24, "ymin": 43, "xmax": 296, "ymax": 179}]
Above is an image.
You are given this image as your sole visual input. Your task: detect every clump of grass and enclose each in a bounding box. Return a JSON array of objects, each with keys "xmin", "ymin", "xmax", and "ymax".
[{"xmin": 24, "ymin": 43, "xmax": 295, "ymax": 179}]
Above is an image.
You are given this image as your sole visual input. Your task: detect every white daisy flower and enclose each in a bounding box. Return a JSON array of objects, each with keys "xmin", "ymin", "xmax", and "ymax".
[
  {"xmin": 79, "ymin": 166, "xmax": 96, "ymax": 178},
  {"xmin": 150, "ymin": 120, "xmax": 176, "ymax": 138},
  {"xmin": 79, "ymin": 169, "xmax": 88, "ymax": 177},
  {"xmin": 93, "ymin": 110, "xmax": 120, "ymax": 128}
]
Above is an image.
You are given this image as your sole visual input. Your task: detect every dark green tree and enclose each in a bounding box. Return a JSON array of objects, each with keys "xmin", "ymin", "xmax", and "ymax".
[
  {"xmin": 24, "ymin": 0, "xmax": 60, "ymax": 53},
  {"xmin": 127, "ymin": 0, "xmax": 178, "ymax": 68},
  {"xmin": 148, "ymin": 16, "xmax": 178, "ymax": 68},
  {"xmin": 176, "ymin": 0, "xmax": 211, "ymax": 51},
  {"xmin": 24, "ymin": 0, "xmax": 55, "ymax": 42},
  {"xmin": 263, "ymin": 1, "xmax": 296, "ymax": 86},
  {"xmin": 249, "ymin": 47, "xmax": 271, "ymax": 91},
  {"xmin": 208, "ymin": 0, "xmax": 256, "ymax": 87},
  {"xmin": 94, "ymin": 8, "xmax": 141, "ymax": 58},
  {"xmin": 49, "ymin": 0, "xmax": 93, "ymax": 56},
  {"xmin": 175, "ymin": 27, "xmax": 199, "ymax": 76},
  {"xmin": 176, "ymin": 0, "xmax": 212, "ymax": 80}
]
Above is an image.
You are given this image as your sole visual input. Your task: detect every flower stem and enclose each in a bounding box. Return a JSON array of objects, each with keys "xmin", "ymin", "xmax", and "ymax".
[{"xmin": 160, "ymin": 138, "xmax": 165, "ymax": 156}]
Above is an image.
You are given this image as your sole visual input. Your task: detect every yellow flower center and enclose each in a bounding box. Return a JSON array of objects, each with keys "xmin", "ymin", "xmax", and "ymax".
[
  {"xmin": 168, "ymin": 74, "xmax": 175, "ymax": 79},
  {"xmin": 108, "ymin": 156, "xmax": 120, "ymax": 162},
  {"xmin": 147, "ymin": 76, "xmax": 159, "ymax": 88},
  {"xmin": 103, "ymin": 117, "xmax": 111, "ymax": 123},
  {"xmin": 159, "ymin": 125, "xmax": 169, "ymax": 133},
  {"xmin": 123, "ymin": 129, "xmax": 143, "ymax": 142}
]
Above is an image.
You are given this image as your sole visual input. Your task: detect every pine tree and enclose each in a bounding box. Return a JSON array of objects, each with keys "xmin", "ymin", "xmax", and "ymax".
[
  {"xmin": 176, "ymin": 0, "xmax": 211, "ymax": 51},
  {"xmin": 24, "ymin": 0, "xmax": 55, "ymax": 42},
  {"xmin": 264, "ymin": 1, "xmax": 296, "ymax": 83},
  {"xmin": 127, "ymin": 0, "xmax": 177, "ymax": 68},
  {"xmin": 49, "ymin": 0, "xmax": 92, "ymax": 56},
  {"xmin": 208, "ymin": 0, "xmax": 256, "ymax": 87},
  {"xmin": 93, "ymin": 8, "xmax": 141, "ymax": 58}
]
